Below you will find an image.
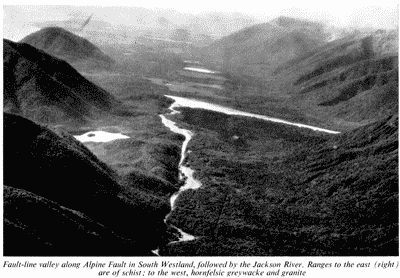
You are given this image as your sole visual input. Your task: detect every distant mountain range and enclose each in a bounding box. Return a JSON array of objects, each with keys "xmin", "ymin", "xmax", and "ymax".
[
  {"xmin": 202, "ymin": 17, "xmax": 398, "ymax": 127},
  {"xmin": 184, "ymin": 12, "xmax": 258, "ymax": 38},
  {"xmin": 2, "ymin": 17, "xmax": 398, "ymax": 256},
  {"xmin": 270, "ymin": 28, "xmax": 398, "ymax": 125},
  {"xmin": 201, "ymin": 17, "xmax": 330, "ymax": 70},
  {"xmin": 21, "ymin": 27, "xmax": 115, "ymax": 71},
  {"xmin": 3, "ymin": 38, "xmax": 117, "ymax": 125},
  {"xmin": 29, "ymin": 10, "xmax": 258, "ymax": 38}
]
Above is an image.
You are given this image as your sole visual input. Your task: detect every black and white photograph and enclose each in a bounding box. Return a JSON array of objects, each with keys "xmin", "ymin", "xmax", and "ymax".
[{"xmin": 1, "ymin": 0, "xmax": 398, "ymax": 269}]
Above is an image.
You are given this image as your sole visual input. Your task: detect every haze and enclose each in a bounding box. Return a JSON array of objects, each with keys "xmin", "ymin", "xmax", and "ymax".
[{"xmin": 3, "ymin": 3, "xmax": 398, "ymax": 42}]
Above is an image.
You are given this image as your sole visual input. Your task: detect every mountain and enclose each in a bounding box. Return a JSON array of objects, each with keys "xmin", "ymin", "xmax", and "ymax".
[
  {"xmin": 4, "ymin": 185, "xmax": 130, "ymax": 256},
  {"xmin": 20, "ymin": 27, "xmax": 115, "ymax": 71},
  {"xmin": 3, "ymin": 112, "xmax": 172, "ymax": 255},
  {"xmin": 216, "ymin": 27, "xmax": 398, "ymax": 129},
  {"xmin": 156, "ymin": 16, "xmax": 177, "ymax": 30},
  {"xmin": 186, "ymin": 12, "xmax": 258, "ymax": 38},
  {"xmin": 3, "ymin": 39, "xmax": 117, "ymax": 125},
  {"xmin": 200, "ymin": 16, "xmax": 328, "ymax": 73},
  {"xmin": 270, "ymin": 29, "xmax": 398, "ymax": 126}
]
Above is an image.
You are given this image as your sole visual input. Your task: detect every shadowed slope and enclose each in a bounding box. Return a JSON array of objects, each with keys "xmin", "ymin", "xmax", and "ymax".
[
  {"xmin": 4, "ymin": 186, "xmax": 131, "ymax": 256},
  {"xmin": 3, "ymin": 39, "xmax": 117, "ymax": 125},
  {"xmin": 3, "ymin": 113, "xmax": 171, "ymax": 255}
]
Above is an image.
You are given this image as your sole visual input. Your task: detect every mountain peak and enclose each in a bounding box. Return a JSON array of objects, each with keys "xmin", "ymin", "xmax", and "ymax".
[
  {"xmin": 3, "ymin": 39, "xmax": 117, "ymax": 124},
  {"xmin": 21, "ymin": 26, "xmax": 114, "ymax": 71},
  {"xmin": 270, "ymin": 16, "xmax": 322, "ymax": 29}
]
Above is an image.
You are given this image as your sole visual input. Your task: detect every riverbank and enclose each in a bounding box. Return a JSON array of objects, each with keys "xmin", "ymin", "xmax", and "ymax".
[
  {"xmin": 152, "ymin": 64, "xmax": 397, "ymax": 255},
  {"xmin": 158, "ymin": 93, "xmax": 339, "ymax": 248},
  {"xmin": 147, "ymin": 76, "xmax": 350, "ymax": 133},
  {"xmin": 159, "ymin": 104, "xmax": 398, "ymax": 256},
  {"xmin": 147, "ymin": 59, "xmax": 389, "ymax": 132},
  {"xmin": 54, "ymin": 63, "xmax": 396, "ymax": 256},
  {"xmin": 165, "ymin": 95, "xmax": 339, "ymax": 134}
]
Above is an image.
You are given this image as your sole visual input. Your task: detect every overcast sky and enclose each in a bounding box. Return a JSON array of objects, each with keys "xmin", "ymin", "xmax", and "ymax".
[{"xmin": 2, "ymin": 2, "xmax": 398, "ymax": 41}]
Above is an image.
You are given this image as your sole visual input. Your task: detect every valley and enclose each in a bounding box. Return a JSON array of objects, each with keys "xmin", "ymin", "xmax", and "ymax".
[
  {"xmin": 2, "ymin": 9, "xmax": 398, "ymax": 257},
  {"xmin": 82, "ymin": 57, "xmax": 397, "ymax": 256}
]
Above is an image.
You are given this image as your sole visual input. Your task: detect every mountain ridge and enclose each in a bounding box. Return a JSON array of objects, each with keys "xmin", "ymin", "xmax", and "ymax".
[
  {"xmin": 213, "ymin": 27, "xmax": 398, "ymax": 130},
  {"xmin": 3, "ymin": 38, "xmax": 117, "ymax": 125},
  {"xmin": 20, "ymin": 26, "xmax": 115, "ymax": 71},
  {"xmin": 3, "ymin": 112, "xmax": 173, "ymax": 255},
  {"xmin": 200, "ymin": 16, "xmax": 328, "ymax": 71}
]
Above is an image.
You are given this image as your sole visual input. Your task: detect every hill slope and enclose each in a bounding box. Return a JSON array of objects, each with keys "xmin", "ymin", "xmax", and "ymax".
[
  {"xmin": 3, "ymin": 39, "xmax": 117, "ymax": 125},
  {"xmin": 20, "ymin": 27, "xmax": 115, "ymax": 71},
  {"xmin": 3, "ymin": 112, "xmax": 171, "ymax": 255},
  {"xmin": 186, "ymin": 12, "xmax": 257, "ymax": 38},
  {"xmin": 201, "ymin": 17, "xmax": 328, "ymax": 74},
  {"xmin": 217, "ymin": 28, "xmax": 398, "ymax": 130},
  {"xmin": 4, "ymin": 185, "xmax": 130, "ymax": 256},
  {"xmin": 271, "ymin": 29, "xmax": 398, "ymax": 126},
  {"xmin": 161, "ymin": 114, "xmax": 398, "ymax": 256}
]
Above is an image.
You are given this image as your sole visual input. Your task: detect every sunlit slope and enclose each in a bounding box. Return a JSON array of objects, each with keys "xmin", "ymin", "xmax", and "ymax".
[
  {"xmin": 218, "ymin": 28, "xmax": 398, "ymax": 129},
  {"xmin": 201, "ymin": 17, "xmax": 328, "ymax": 73},
  {"xmin": 21, "ymin": 27, "xmax": 115, "ymax": 71},
  {"xmin": 271, "ymin": 29, "xmax": 398, "ymax": 124}
]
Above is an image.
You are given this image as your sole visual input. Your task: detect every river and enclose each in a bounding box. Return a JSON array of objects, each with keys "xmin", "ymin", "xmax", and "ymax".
[
  {"xmin": 164, "ymin": 95, "xmax": 340, "ymax": 134},
  {"xmin": 183, "ymin": 67, "xmax": 219, "ymax": 74},
  {"xmin": 155, "ymin": 58, "xmax": 341, "ymax": 247},
  {"xmin": 79, "ymin": 62, "xmax": 341, "ymax": 252},
  {"xmin": 157, "ymin": 93, "xmax": 340, "ymax": 247},
  {"xmin": 158, "ymin": 100, "xmax": 202, "ymax": 246}
]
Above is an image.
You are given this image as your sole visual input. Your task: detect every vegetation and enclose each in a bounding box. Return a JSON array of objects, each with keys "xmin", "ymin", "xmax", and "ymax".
[
  {"xmin": 3, "ymin": 36, "xmax": 187, "ymax": 255},
  {"xmin": 200, "ymin": 16, "xmax": 327, "ymax": 72},
  {"xmin": 4, "ymin": 186, "xmax": 132, "ymax": 256},
  {"xmin": 21, "ymin": 27, "xmax": 115, "ymax": 71},
  {"xmin": 3, "ymin": 39, "xmax": 117, "ymax": 125},
  {"xmin": 192, "ymin": 26, "xmax": 398, "ymax": 131},
  {"xmin": 160, "ymin": 109, "xmax": 398, "ymax": 256},
  {"xmin": 3, "ymin": 112, "xmax": 180, "ymax": 255},
  {"xmin": 3, "ymin": 21, "xmax": 398, "ymax": 256}
]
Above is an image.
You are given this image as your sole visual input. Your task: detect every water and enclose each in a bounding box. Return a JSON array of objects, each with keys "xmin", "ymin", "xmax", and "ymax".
[
  {"xmin": 144, "ymin": 36, "xmax": 193, "ymax": 44},
  {"xmin": 184, "ymin": 67, "xmax": 219, "ymax": 74},
  {"xmin": 159, "ymin": 102, "xmax": 203, "ymax": 244},
  {"xmin": 165, "ymin": 95, "xmax": 340, "ymax": 134},
  {"xmin": 157, "ymin": 82, "xmax": 340, "ymax": 246},
  {"xmin": 74, "ymin": 131, "xmax": 130, "ymax": 143},
  {"xmin": 159, "ymin": 115, "xmax": 202, "ymax": 211},
  {"xmin": 154, "ymin": 60, "xmax": 342, "ymax": 253}
]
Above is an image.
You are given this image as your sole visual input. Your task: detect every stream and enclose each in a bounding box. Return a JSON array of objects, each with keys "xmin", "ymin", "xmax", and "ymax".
[
  {"xmin": 158, "ymin": 100, "xmax": 202, "ymax": 246},
  {"xmin": 77, "ymin": 61, "xmax": 341, "ymax": 253},
  {"xmin": 157, "ymin": 93, "xmax": 340, "ymax": 250}
]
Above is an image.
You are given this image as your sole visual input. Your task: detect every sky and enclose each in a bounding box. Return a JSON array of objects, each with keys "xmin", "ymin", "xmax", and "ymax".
[{"xmin": 2, "ymin": 1, "xmax": 399, "ymax": 41}]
